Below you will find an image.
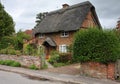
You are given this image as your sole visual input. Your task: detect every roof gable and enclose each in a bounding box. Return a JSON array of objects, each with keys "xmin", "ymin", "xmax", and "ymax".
[{"xmin": 34, "ymin": 1, "xmax": 101, "ymax": 35}]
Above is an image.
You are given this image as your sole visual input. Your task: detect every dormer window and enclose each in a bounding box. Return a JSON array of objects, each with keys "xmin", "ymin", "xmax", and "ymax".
[
  {"xmin": 61, "ymin": 31, "xmax": 69, "ymax": 37},
  {"xmin": 39, "ymin": 33, "xmax": 44, "ymax": 38}
]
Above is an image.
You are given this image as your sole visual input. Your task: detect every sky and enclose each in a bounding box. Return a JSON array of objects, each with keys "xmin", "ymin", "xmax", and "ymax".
[{"xmin": 1, "ymin": 0, "xmax": 120, "ymax": 32}]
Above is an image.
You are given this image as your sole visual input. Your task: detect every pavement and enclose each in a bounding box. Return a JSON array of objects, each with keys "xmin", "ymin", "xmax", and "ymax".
[{"xmin": 0, "ymin": 65, "xmax": 119, "ymax": 84}]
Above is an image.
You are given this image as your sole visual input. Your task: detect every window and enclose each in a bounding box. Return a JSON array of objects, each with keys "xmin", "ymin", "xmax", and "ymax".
[
  {"xmin": 39, "ymin": 33, "xmax": 44, "ymax": 38},
  {"xmin": 61, "ymin": 31, "xmax": 69, "ymax": 37},
  {"xmin": 59, "ymin": 44, "xmax": 67, "ymax": 53}
]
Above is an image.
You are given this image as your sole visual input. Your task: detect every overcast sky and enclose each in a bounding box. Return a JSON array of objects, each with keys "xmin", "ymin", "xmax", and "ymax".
[{"xmin": 1, "ymin": 0, "xmax": 120, "ymax": 32}]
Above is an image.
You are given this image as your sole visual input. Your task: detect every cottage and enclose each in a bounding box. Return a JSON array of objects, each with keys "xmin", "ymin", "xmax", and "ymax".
[{"xmin": 33, "ymin": 1, "xmax": 101, "ymax": 58}]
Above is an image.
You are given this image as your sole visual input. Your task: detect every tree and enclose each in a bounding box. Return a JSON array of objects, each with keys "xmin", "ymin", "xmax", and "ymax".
[
  {"xmin": 34, "ymin": 12, "xmax": 48, "ymax": 28},
  {"xmin": 0, "ymin": 3, "xmax": 15, "ymax": 40}
]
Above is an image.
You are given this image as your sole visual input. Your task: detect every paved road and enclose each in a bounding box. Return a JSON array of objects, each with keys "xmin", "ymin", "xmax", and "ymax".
[{"xmin": 0, "ymin": 70, "xmax": 65, "ymax": 84}]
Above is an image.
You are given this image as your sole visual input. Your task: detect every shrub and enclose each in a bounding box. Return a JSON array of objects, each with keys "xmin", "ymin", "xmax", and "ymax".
[
  {"xmin": 0, "ymin": 60, "xmax": 5, "ymax": 65},
  {"xmin": 0, "ymin": 49, "xmax": 7, "ymax": 54},
  {"xmin": 0, "ymin": 36, "xmax": 16, "ymax": 50},
  {"xmin": 49, "ymin": 50, "xmax": 60, "ymax": 64},
  {"xmin": 11, "ymin": 61, "xmax": 21, "ymax": 67},
  {"xmin": 67, "ymin": 44, "xmax": 73, "ymax": 53},
  {"xmin": 0, "ymin": 60, "xmax": 21, "ymax": 67},
  {"xmin": 0, "ymin": 46, "xmax": 21, "ymax": 55},
  {"xmin": 4, "ymin": 60, "xmax": 14, "ymax": 66},
  {"xmin": 59, "ymin": 53, "xmax": 72, "ymax": 63},
  {"xmin": 73, "ymin": 28, "xmax": 120, "ymax": 64},
  {"xmin": 29, "ymin": 64, "xmax": 38, "ymax": 70},
  {"xmin": 23, "ymin": 44, "xmax": 37, "ymax": 56}
]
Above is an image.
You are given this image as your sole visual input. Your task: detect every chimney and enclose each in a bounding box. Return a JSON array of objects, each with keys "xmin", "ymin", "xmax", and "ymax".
[{"xmin": 62, "ymin": 4, "xmax": 69, "ymax": 8}]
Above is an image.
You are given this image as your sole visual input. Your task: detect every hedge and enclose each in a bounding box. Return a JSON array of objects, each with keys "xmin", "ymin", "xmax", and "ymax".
[{"xmin": 73, "ymin": 28, "xmax": 120, "ymax": 64}]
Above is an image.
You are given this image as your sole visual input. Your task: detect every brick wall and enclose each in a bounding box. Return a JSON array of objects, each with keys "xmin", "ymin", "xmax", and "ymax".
[
  {"xmin": 0, "ymin": 54, "xmax": 41, "ymax": 68},
  {"xmin": 37, "ymin": 31, "xmax": 74, "ymax": 51},
  {"xmin": 82, "ymin": 11, "xmax": 97, "ymax": 28},
  {"xmin": 80, "ymin": 62, "xmax": 115, "ymax": 80}
]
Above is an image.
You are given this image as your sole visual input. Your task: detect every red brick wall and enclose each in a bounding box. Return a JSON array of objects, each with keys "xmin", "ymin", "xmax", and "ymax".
[
  {"xmin": 82, "ymin": 11, "xmax": 97, "ymax": 28},
  {"xmin": 80, "ymin": 62, "xmax": 115, "ymax": 80},
  {"xmin": 107, "ymin": 63, "xmax": 115, "ymax": 80}
]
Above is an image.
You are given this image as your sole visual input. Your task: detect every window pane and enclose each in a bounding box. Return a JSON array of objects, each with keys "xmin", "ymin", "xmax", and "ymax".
[{"xmin": 59, "ymin": 45, "xmax": 67, "ymax": 53}]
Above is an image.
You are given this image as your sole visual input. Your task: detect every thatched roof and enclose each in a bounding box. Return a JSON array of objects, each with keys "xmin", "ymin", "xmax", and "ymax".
[{"xmin": 34, "ymin": 1, "xmax": 101, "ymax": 35}]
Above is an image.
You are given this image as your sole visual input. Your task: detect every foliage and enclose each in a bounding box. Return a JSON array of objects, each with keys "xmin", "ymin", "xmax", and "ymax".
[
  {"xmin": 29, "ymin": 64, "xmax": 38, "ymax": 70},
  {"xmin": 34, "ymin": 12, "xmax": 48, "ymax": 28},
  {"xmin": 24, "ymin": 43, "xmax": 37, "ymax": 56},
  {"xmin": 49, "ymin": 50, "xmax": 60, "ymax": 64},
  {"xmin": 59, "ymin": 53, "xmax": 72, "ymax": 63},
  {"xmin": 48, "ymin": 50, "xmax": 72, "ymax": 67},
  {"xmin": 0, "ymin": 36, "xmax": 16, "ymax": 50},
  {"xmin": 0, "ymin": 3, "xmax": 15, "ymax": 40},
  {"xmin": 11, "ymin": 61, "xmax": 21, "ymax": 67},
  {"xmin": 0, "ymin": 60, "xmax": 21, "ymax": 67},
  {"xmin": 0, "ymin": 46, "xmax": 21, "ymax": 55},
  {"xmin": 15, "ymin": 30, "xmax": 31, "ymax": 50},
  {"xmin": 73, "ymin": 28, "xmax": 120, "ymax": 64},
  {"xmin": 67, "ymin": 44, "xmax": 73, "ymax": 53},
  {"xmin": 0, "ymin": 30, "xmax": 30, "ymax": 54}
]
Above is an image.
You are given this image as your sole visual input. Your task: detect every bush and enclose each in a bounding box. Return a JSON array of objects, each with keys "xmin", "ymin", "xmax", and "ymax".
[
  {"xmin": 73, "ymin": 28, "xmax": 120, "ymax": 64},
  {"xmin": 29, "ymin": 64, "xmax": 38, "ymax": 70},
  {"xmin": 48, "ymin": 51, "xmax": 72, "ymax": 67},
  {"xmin": 0, "ymin": 36, "xmax": 16, "ymax": 50},
  {"xmin": 49, "ymin": 51, "xmax": 60, "ymax": 64},
  {"xmin": 11, "ymin": 61, "xmax": 21, "ymax": 67},
  {"xmin": 0, "ymin": 49, "xmax": 7, "ymax": 54},
  {"xmin": 23, "ymin": 44, "xmax": 37, "ymax": 56},
  {"xmin": 0, "ymin": 46, "xmax": 21, "ymax": 55},
  {"xmin": 59, "ymin": 53, "xmax": 72, "ymax": 63},
  {"xmin": 0, "ymin": 60, "xmax": 5, "ymax": 65},
  {"xmin": 0, "ymin": 60, "xmax": 21, "ymax": 67},
  {"xmin": 4, "ymin": 60, "xmax": 14, "ymax": 66}
]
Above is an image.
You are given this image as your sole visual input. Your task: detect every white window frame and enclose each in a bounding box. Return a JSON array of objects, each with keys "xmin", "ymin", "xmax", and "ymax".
[
  {"xmin": 39, "ymin": 33, "xmax": 44, "ymax": 38},
  {"xmin": 61, "ymin": 31, "xmax": 69, "ymax": 37},
  {"xmin": 59, "ymin": 44, "xmax": 67, "ymax": 53}
]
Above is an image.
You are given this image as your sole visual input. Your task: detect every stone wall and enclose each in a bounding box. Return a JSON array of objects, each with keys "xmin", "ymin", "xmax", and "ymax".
[
  {"xmin": 0, "ymin": 54, "xmax": 41, "ymax": 68},
  {"xmin": 80, "ymin": 62, "xmax": 115, "ymax": 80}
]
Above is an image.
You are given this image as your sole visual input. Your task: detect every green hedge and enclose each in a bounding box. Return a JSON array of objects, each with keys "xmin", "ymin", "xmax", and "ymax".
[{"xmin": 73, "ymin": 28, "xmax": 120, "ymax": 64}]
